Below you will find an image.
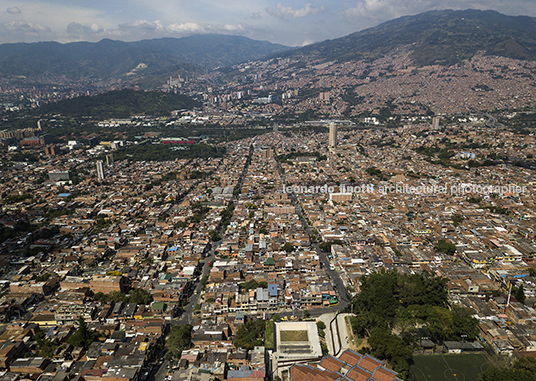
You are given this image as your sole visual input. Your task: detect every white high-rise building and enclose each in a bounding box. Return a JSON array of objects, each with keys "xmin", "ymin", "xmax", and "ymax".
[
  {"xmin": 329, "ymin": 123, "xmax": 337, "ymax": 148},
  {"xmin": 96, "ymin": 160, "xmax": 105, "ymax": 180},
  {"xmin": 432, "ymin": 116, "xmax": 440, "ymax": 129}
]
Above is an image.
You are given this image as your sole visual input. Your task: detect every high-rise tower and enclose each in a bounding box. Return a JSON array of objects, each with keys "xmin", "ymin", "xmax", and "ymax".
[
  {"xmin": 432, "ymin": 116, "xmax": 440, "ymax": 129},
  {"xmin": 96, "ymin": 160, "xmax": 105, "ymax": 180},
  {"xmin": 329, "ymin": 123, "xmax": 337, "ymax": 148}
]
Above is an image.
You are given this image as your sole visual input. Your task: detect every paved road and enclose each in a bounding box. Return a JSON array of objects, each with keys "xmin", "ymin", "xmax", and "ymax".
[
  {"xmin": 174, "ymin": 146, "xmax": 253, "ymax": 326},
  {"xmin": 275, "ymin": 159, "xmax": 352, "ymax": 309},
  {"xmin": 149, "ymin": 359, "xmax": 170, "ymax": 381},
  {"xmin": 173, "ymin": 251, "xmax": 215, "ymax": 326},
  {"xmin": 336, "ymin": 313, "xmax": 352, "ymax": 354},
  {"xmin": 318, "ymin": 313, "xmax": 337, "ymax": 355}
]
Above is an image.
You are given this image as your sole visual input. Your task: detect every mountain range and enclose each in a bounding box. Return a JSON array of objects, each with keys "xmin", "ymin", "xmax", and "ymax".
[
  {"xmin": 281, "ymin": 9, "xmax": 536, "ymax": 67},
  {"xmin": 2, "ymin": 10, "xmax": 536, "ymax": 83},
  {"xmin": 0, "ymin": 34, "xmax": 290, "ymax": 79}
]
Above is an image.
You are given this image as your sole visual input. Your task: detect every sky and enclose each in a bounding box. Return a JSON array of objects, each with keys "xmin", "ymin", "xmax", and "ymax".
[{"xmin": 1, "ymin": 1, "xmax": 536, "ymax": 46}]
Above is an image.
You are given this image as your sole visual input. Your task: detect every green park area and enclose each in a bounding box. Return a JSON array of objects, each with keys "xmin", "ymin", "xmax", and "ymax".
[{"xmin": 411, "ymin": 353, "xmax": 491, "ymax": 381}]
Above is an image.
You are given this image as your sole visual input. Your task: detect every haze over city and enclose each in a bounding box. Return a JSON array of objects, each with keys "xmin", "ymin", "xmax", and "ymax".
[
  {"xmin": 2, "ymin": 1, "xmax": 536, "ymax": 45},
  {"xmin": 2, "ymin": 2, "xmax": 536, "ymax": 381}
]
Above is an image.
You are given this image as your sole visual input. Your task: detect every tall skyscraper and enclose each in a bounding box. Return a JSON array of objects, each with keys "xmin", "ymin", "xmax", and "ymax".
[
  {"xmin": 432, "ymin": 116, "xmax": 440, "ymax": 129},
  {"xmin": 106, "ymin": 154, "xmax": 114, "ymax": 166},
  {"xmin": 96, "ymin": 160, "xmax": 105, "ymax": 180},
  {"xmin": 329, "ymin": 123, "xmax": 337, "ymax": 148},
  {"xmin": 261, "ymin": 148, "xmax": 274, "ymax": 159}
]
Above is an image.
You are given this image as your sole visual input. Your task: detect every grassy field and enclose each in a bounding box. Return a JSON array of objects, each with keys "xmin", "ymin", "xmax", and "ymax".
[
  {"xmin": 411, "ymin": 353, "xmax": 491, "ymax": 381},
  {"xmin": 280, "ymin": 330, "xmax": 309, "ymax": 342}
]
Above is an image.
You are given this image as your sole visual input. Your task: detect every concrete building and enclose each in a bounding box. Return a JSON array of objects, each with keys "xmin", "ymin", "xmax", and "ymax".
[
  {"xmin": 48, "ymin": 171, "xmax": 72, "ymax": 181},
  {"xmin": 44, "ymin": 144, "xmax": 60, "ymax": 156},
  {"xmin": 271, "ymin": 321, "xmax": 323, "ymax": 377},
  {"xmin": 90, "ymin": 275, "xmax": 127, "ymax": 294},
  {"xmin": 96, "ymin": 160, "xmax": 105, "ymax": 180},
  {"xmin": 329, "ymin": 193, "xmax": 353, "ymax": 203},
  {"xmin": 329, "ymin": 123, "xmax": 337, "ymax": 148},
  {"xmin": 288, "ymin": 349, "xmax": 402, "ymax": 381},
  {"xmin": 261, "ymin": 149, "xmax": 274, "ymax": 159},
  {"xmin": 432, "ymin": 116, "xmax": 440, "ymax": 129}
]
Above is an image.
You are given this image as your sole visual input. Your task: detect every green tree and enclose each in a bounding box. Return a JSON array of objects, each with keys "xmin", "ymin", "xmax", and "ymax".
[
  {"xmin": 451, "ymin": 213, "xmax": 464, "ymax": 227},
  {"xmin": 450, "ymin": 306, "xmax": 480, "ymax": 340},
  {"xmin": 167, "ymin": 324, "xmax": 193, "ymax": 358},
  {"xmin": 34, "ymin": 331, "xmax": 57, "ymax": 358},
  {"xmin": 234, "ymin": 319, "xmax": 265, "ymax": 350},
  {"xmin": 93, "ymin": 292, "xmax": 107, "ymax": 303},
  {"xmin": 514, "ymin": 357, "xmax": 536, "ymax": 374},
  {"xmin": 35, "ymin": 273, "xmax": 51, "ymax": 282},
  {"xmin": 515, "ymin": 284, "xmax": 526, "ymax": 305},
  {"xmin": 478, "ymin": 357, "xmax": 536, "ymax": 381},
  {"xmin": 318, "ymin": 240, "xmax": 343, "ymax": 252},
  {"xmin": 209, "ymin": 230, "xmax": 220, "ymax": 241},
  {"xmin": 347, "ymin": 270, "xmax": 448, "ymax": 338},
  {"xmin": 240, "ymin": 279, "xmax": 259, "ymax": 291},
  {"xmin": 367, "ymin": 328, "xmax": 413, "ymax": 379},
  {"xmin": 67, "ymin": 317, "xmax": 99, "ymax": 349},
  {"xmin": 434, "ymin": 239, "xmax": 457, "ymax": 255},
  {"xmin": 129, "ymin": 288, "xmax": 153, "ymax": 305},
  {"xmin": 282, "ymin": 242, "xmax": 294, "ymax": 253}
]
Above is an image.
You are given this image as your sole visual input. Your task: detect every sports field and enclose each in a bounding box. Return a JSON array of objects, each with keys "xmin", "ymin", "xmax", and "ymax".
[{"xmin": 411, "ymin": 353, "xmax": 491, "ymax": 381}]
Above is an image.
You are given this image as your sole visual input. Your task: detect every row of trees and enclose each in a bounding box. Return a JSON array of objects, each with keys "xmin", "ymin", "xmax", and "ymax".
[
  {"xmin": 240, "ymin": 279, "xmax": 268, "ymax": 291},
  {"xmin": 109, "ymin": 142, "xmax": 226, "ymax": 162},
  {"xmin": 93, "ymin": 288, "xmax": 153, "ymax": 305},
  {"xmin": 38, "ymin": 89, "xmax": 200, "ymax": 118},
  {"xmin": 167, "ymin": 324, "xmax": 193, "ymax": 359},
  {"xmin": 478, "ymin": 357, "xmax": 536, "ymax": 381}
]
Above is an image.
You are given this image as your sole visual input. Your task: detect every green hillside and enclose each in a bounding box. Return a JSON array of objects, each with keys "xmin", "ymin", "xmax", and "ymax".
[
  {"xmin": 38, "ymin": 89, "xmax": 200, "ymax": 118},
  {"xmin": 284, "ymin": 9, "xmax": 536, "ymax": 66}
]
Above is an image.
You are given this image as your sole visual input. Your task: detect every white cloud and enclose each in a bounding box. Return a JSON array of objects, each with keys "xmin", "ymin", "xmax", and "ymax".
[
  {"xmin": 62, "ymin": 20, "xmax": 251, "ymax": 42},
  {"xmin": 66, "ymin": 22, "xmax": 105, "ymax": 40},
  {"xmin": 0, "ymin": 20, "xmax": 55, "ymax": 42},
  {"xmin": 6, "ymin": 6, "xmax": 22, "ymax": 15},
  {"xmin": 3, "ymin": 21, "xmax": 50, "ymax": 33},
  {"xmin": 342, "ymin": 0, "xmax": 532, "ymax": 22},
  {"xmin": 343, "ymin": 0, "xmax": 401, "ymax": 19},
  {"xmin": 249, "ymin": 12, "xmax": 263, "ymax": 20},
  {"xmin": 166, "ymin": 22, "xmax": 205, "ymax": 34},
  {"xmin": 267, "ymin": 2, "xmax": 321, "ymax": 19},
  {"xmin": 1, "ymin": 1, "xmax": 536, "ymax": 46},
  {"xmin": 121, "ymin": 20, "xmax": 247, "ymax": 37}
]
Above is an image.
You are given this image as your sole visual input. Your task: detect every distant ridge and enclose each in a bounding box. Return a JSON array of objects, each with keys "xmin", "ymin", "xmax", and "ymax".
[
  {"xmin": 0, "ymin": 35, "xmax": 290, "ymax": 79},
  {"xmin": 131, "ymin": 34, "xmax": 289, "ymax": 69},
  {"xmin": 280, "ymin": 9, "xmax": 536, "ymax": 66}
]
